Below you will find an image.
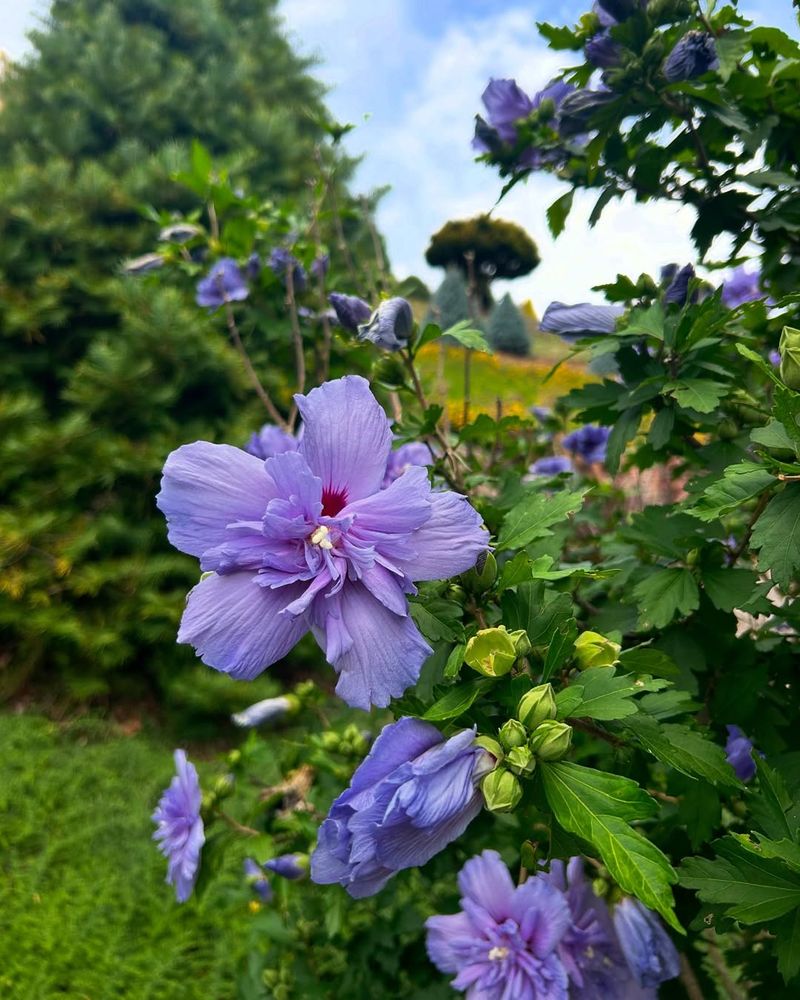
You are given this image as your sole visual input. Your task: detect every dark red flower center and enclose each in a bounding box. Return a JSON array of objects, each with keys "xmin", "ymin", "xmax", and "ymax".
[{"xmin": 321, "ymin": 486, "xmax": 348, "ymax": 517}]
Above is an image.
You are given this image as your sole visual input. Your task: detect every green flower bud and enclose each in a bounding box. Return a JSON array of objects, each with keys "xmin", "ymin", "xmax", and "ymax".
[
  {"xmin": 506, "ymin": 745, "xmax": 537, "ymax": 776},
  {"xmin": 463, "ymin": 551, "xmax": 497, "ymax": 593},
  {"xmin": 779, "ymin": 326, "xmax": 800, "ymax": 391},
  {"xmin": 517, "ymin": 683, "xmax": 557, "ymax": 729},
  {"xmin": 227, "ymin": 749, "xmax": 242, "ymax": 767},
  {"xmin": 213, "ymin": 773, "xmax": 235, "ymax": 798},
  {"xmin": 474, "ymin": 735, "xmax": 504, "ymax": 762},
  {"xmin": 465, "ymin": 626, "xmax": 527, "ymax": 677},
  {"xmin": 529, "ymin": 720, "xmax": 573, "ymax": 761},
  {"xmin": 536, "ymin": 98, "xmax": 556, "ymax": 121},
  {"xmin": 573, "ymin": 631, "xmax": 621, "ymax": 670},
  {"xmin": 498, "ymin": 719, "xmax": 528, "ymax": 750},
  {"xmin": 481, "ymin": 766, "xmax": 523, "ymax": 813}
]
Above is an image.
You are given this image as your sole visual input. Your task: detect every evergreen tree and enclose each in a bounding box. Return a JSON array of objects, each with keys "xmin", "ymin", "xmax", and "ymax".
[
  {"xmin": 429, "ymin": 267, "xmax": 470, "ymax": 331},
  {"xmin": 0, "ymin": 0, "xmax": 367, "ymax": 697},
  {"xmin": 487, "ymin": 293, "xmax": 530, "ymax": 356}
]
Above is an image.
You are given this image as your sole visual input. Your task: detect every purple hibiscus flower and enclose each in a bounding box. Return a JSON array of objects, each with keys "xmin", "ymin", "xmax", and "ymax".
[
  {"xmin": 244, "ymin": 424, "xmax": 299, "ymax": 461},
  {"xmin": 383, "ymin": 441, "xmax": 433, "ymax": 488},
  {"xmin": 473, "ymin": 79, "xmax": 575, "ymax": 169},
  {"xmin": 562, "ymin": 425, "xmax": 611, "ymax": 465},
  {"xmin": 329, "ymin": 292, "xmax": 373, "ymax": 332},
  {"xmin": 540, "ymin": 301, "xmax": 623, "ymax": 341},
  {"xmin": 613, "ymin": 897, "xmax": 681, "ymax": 990},
  {"xmin": 152, "ymin": 750, "xmax": 205, "ymax": 903},
  {"xmin": 196, "ymin": 258, "xmax": 249, "ymax": 309},
  {"xmin": 664, "ymin": 31, "xmax": 719, "ymax": 82},
  {"xmin": 426, "ymin": 850, "xmax": 573, "ymax": 998},
  {"xmin": 311, "ymin": 718, "xmax": 493, "ymax": 898},
  {"xmin": 529, "ymin": 456, "xmax": 574, "ymax": 477},
  {"xmin": 157, "ymin": 376, "xmax": 488, "ymax": 710},
  {"xmin": 721, "ymin": 266, "xmax": 765, "ymax": 308},
  {"xmin": 268, "ymin": 247, "xmax": 307, "ymax": 291},
  {"xmin": 725, "ymin": 724, "xmax": 758, "ymax": 782}
]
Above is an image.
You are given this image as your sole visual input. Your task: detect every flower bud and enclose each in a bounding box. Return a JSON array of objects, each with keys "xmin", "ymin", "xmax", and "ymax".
[
  {"xmin": 529, "ymin": 720, "xmax": 573, "ymax": 761},
  {"xmin": 498, "ymin": 719, "xmax": 528, "ymax": 750},
  {"xmin": 574, "ymin": 631, "xmax": 621, "ymax": 670},
  {"xmin": 213, "ymin": 773, "xmax": 235, "ymax": 798},
  {"xmin": 517, "ymin": 683, "xmax": 558, "ymax": 729},
  {"xmin": 779, "ymin": 326, "xmax": 800, "ymax": 391},
  {"xmin": 463, "ymin": 551, "xmax": 497, "ymax": 593},
  {"xmin": 481, "ymin": 766, "xmax": 523, "ymax": 813},
  {"xmin": 371, "ymin": 354, "xmax": 408, "ymax": 391},
  {"xmin": 506, "ymin": 745, "xmax": 537, "ymax": 776},
  {"xmin": 474, "ymin": 735, "xmax": 504, "ymax": 762},
  {"xmin": 465, "ymin": 626, "xmax": 527, "ymax": 677}
]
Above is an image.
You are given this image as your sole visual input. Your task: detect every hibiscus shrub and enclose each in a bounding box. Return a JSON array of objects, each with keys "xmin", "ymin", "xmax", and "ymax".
[{"xmin": 149, "ymin": 3, "xmax": 800, "ymax": 997}]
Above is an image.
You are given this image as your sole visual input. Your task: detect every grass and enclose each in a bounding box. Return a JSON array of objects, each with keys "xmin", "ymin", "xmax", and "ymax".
[{"xmin": 0, "ymin": 711, "xmax": 257, "ymax": 1000}]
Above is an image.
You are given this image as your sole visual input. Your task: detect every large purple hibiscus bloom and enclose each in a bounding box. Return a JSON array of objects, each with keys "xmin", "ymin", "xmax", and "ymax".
[{"xmin": 157, "ymin": 376, "xmax": 488, "ymax": 710}]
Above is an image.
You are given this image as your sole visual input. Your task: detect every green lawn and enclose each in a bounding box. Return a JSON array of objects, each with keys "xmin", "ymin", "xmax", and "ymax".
[{"xmin": 0, "ymin": 712, "xmax": 257, "ymax": 1000}]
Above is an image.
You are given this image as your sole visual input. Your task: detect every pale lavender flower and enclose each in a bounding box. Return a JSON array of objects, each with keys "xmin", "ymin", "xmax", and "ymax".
[
  {"xmin": 152, "ymin": 750, "xmax": 205, "ymax": 903},
  {"xmin": 265, "ymin": 854, "xmax": 306, "ymax": 880},
  {"xmin": 530, "ymin": 456, "xmax": 574, "ymax": 477},
  {"xmin": 383, "ymin": 442, "xmax": 433, "ymax": 487},
  {"xmin": 244, "ymin": 858, "xmax": 273, "ymax": 901},
  {"xmin": 329, "ymin": 292, "xmax": 373, "ymax": 332},
  {"xmin": 725, "ymin": 724, "xmax": 758, "ymax": 782},
  {"xmin": 540, "ymin": 301, "xmax": 623, "ymax": 341},
  {"xmin": 244, "ymin": 424, "xmax": 299, "ymax": 460},
  {"xmin": 123, "ymin": 252, "xmax": 165, "ymax": 275},
  {"xmin": 268, "ymin": 247, "xmax": 307, "ymax": 291},
  {"xmin": 664, "ymin": 31, "xmax": 719, "ymax": 82},
  {"xmin": 563, "ymin": 426, "xmax": 610, "ymax": 465},
  {"xmin": 196, "ymin": 258, "xmax": 249, "ymax": 309},
  {"xmin": 426, "ymin": 850, "xmax": 572, "ymax": 998},
  {"xmin": 358, "ymin": 297, "xmax": 414, "ymax": 350},
  {"xmin": 312, "ymin": 719, "xmax": 493, "ymax": 898},
  {"xmin": 157, "ymin": 376, "xmax": 488, "ymax": 709},
  {"xmin": 613, "ymin": 897, "xmax": 680, "ymax": 989},
  {"xmin": 722, "ymin": 266, "xmax": 764, "ymax": 308}
]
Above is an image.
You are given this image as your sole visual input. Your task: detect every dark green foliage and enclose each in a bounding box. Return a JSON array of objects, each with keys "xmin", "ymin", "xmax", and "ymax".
[{"xmin": 487, "ymin": 293, "xmax": 530, "ymax": 356}]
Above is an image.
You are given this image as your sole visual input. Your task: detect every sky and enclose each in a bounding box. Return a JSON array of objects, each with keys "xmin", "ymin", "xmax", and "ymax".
[{"xmin": 2, "ymin": 0, "xmax": 798, "ymax": 308}]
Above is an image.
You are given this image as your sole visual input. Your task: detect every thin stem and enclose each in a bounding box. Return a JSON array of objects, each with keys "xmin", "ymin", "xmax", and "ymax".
[
  {"xmin": 224, "ymin": 305, "xmax": 287, "ymax": 428},
  {"xmin": 284, "ymin": 265, "xmax": 306, "ymax": 430},
  {"xmin": 679, "ymin": 954, "xmax": 705, "ymax": 1000},
  {"xmin": 568, "ymin": 718, "xmax": 626, "ymax": 749},
  {"xmin": 216, "ymin": 810, "xmax": 260, "ymax": 837},
  {"xmin": 207, "ymin": 200, "xmax": 220, "ymax": 241},
  {"xmin": 401, "ymin": 349, "xmax": 465, "ymax": 491}
]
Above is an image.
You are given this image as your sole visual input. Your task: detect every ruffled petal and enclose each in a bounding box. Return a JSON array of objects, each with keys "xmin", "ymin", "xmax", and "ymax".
[
  {"xmin": 513, "ymin": 879, "xmax": 572, "ymax": 957},
  {"xmin": 177, "ymin": 572, "xmax": 309, "ymax": 679},
  {"xmin": 397, "ymin": 490, "xmax": 489, "ymax": 581},
  {"xmin": 457, "ymin": 850, "xmax": 516, "ymax": 921},
  {"xmin": 338, "ymin": 718, "xmax": 443, "ymax": 805},
  {"xmin": 425, "ymin": 912, "xmax": 478, "ymax": 974},
  {"xmin": 296, "ymin": 376, "xmax": 392, "ymax": 503},
  {"xmin": 157, "ymin": 442, "xmax": 275, "ymax": 567}
]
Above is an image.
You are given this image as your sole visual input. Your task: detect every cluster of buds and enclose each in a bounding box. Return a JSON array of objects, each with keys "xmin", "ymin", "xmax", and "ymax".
[
  {"xmin": 481, "ymin": 682, "xmax": 573, "ymax": 813},
  {"xmin": 465, "ymin": 625, "xmax": 531, "ymax": 678}
]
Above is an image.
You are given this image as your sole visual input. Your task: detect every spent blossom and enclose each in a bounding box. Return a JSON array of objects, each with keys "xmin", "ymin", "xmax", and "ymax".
[{"xmin": 664, "ymin": 31, "xmax": 719, "ymax": 82}]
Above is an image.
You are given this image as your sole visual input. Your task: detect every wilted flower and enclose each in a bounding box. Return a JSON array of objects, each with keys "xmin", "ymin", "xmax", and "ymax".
[
  {"xmin": 725, "ymin": 724, "xmax": 758, "ymax": 782},
  {"xmin": 529, "ymin": 456, "xmax": 574, "ymax": 477},
  {"xmin": 244, "ymin": 857, "xmax": 272, "ymax": 901},
  {"xmin": 383, "ymin": 441, "xmax": 433, "ymax": 487},
  {"xmin": 268, "ymin": 247, "xmax": 307, "ymax": 291},
  {"xmin": 585, "ymin": 31, "xmax": 624, "ymax": 68},
  {"xmin": 311, "ymin": 718, "xmax": 493, "ymax": 897},
  {"xmin": 244, "ymin": 424, "xmax": 299, "ymax": 461},
  {"xmin": 152, "ymin": 750, "xmax": 205, "ymax": 903},
  {"xmin": 663, "ymin": 263, "xmax": 695, "ymax": 305},
  {"xmin": 613, "ymin": 897, "xmax": 681, "ymax": 988},
  {"xmin": 231, "ymin": 694, "xmax": 297, "ymax": 728},
  {"xmin": 539, "ymin": 301, "xmax": 623, "ymax": 341},
  {"xmin": 265, "ymin": 853, "xmax": 307, "ymax": 880},
  {"xmin": 721, "ymin": 266, "xmax": 764, "ymax": 308},
  {"xmin": 123, "ymin": 252, "xmax": 165, "ymax": 275},
  {"xmin": 664, "ymin": 31, "xmax": 719, "ymax": 82},
  {"xmin": 426, "ymin": 850, "xmax": 573, "ymax": 997},
  {"xmin": 329, "ymin": 291, "xmax": 373, "ymax": 332},
  {"xmin": 358, "ymin": 297, "xmax": 414, "ymax": 350},
  {"xmin": 557, "ymin": 87, "xmax": 615, "ymax": 139},
  {"xmin": 562, "ymin": 425, "xmax": 611, "ymax": 464},
  {"xmin": 196, "ymin": 258, "xmax": 249, "ymax": 309},
  {"xmin": 157, "ymin": 376, "xmax": 487, "ymax": 709}
]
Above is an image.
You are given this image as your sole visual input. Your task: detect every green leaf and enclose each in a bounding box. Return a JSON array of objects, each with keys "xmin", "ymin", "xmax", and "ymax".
[
  {"xmin": 679, "ymin": 837, "xmax": 800, "ymax": 924},
  {"xmin": 622, "ymin": 714, "xmax": 740, "ymax": 787},
  {"xmin": 751, "ymin": 757, "xmax": 795, "ymax": 842},
  {"xmin": 442, "ymin": 320, "xmax": 492, "ymax": 354},
  {"xmin": 715, "ymin": 30, "xmax": 750, "ymax": 82},
  {"xmin": 496, "ymin": 552, "xmax": 535, "ymax": 591},
  {"xmin": 542, "ymin": 617, "xmax": 578, "ymax": 682},
  {"xmin": 422, "ymin": 678, "xmax": 493, "ymax": 721},
  {"xmin": 774, "ymin": 385, "xmax": 800, "ymax": 450},
  {"xmin": 566, "ymin": 666, "xmax": 656, "ymax": 722},
  {"xmin": 415, "ymin": 322, "xmax": 442, "ymax": 351},
  {"xmin": 444, "ymin": 642, "xmax": 466, "ymax": 680},
  {"xmin": 663, "ymin": 379, "xmax": 728, "ymax": 414},
  {"xmin": 409, "ymin": 599, "xmax": 464, "ymax": 643},
  {"xmin": 618, "ymin": 303, "xmax": 665, "ymax": 340},
  {"xmin": 617, "ymin": 645, "xmax": 679, "ymax": 677},
  {"xmin": 648, "ymin": 407, "xmax": 675, "ymax": 450},
  {"xmin": 502, "ymin": 584, "xmax": 574, "ymax": 648},
  {"xmin": 496, "ymin": 487, "xmax": 589, "ymax": 551},
  {"xmin": 702, "ymin": 567, "xmax": 759, "ymax": 612},
  {"xmin": 605, "ymin": 407, "xmax": 641, "ymax": 474},
  {"xmin": 536, "ymin": 22, "xmax": 582, "ymax": 50},
  {"xmin": 685, "ymin": 461, "xmax": 776, "ymax": 522},
  {"xmin": 541, "ymin": 762, "xmax": 680, "ymax": 930},
  {"xmin": 751, "ymin": 420, "xmax": 796, "ymax": 452},
  {"xmin": 546, "ymin": 190, "xmax": 574, "ymax": 238},
  {"xmin": 633, "ymin": 568, "xmax": 700, "ymax": 629},
  {"xmin": 750, "ymin": 485, "xmax": 800, "ymax": 588},
  {"xmin": 732, "ymin": 834, "xmax": 800, "ymax": 873},
  {"xmin": 555, "ymin": 686, "xmax": 585, "ymax": 719},
  {"xmin": 775, "ymin": 907, "xmax": 800, "ymax": 984}
]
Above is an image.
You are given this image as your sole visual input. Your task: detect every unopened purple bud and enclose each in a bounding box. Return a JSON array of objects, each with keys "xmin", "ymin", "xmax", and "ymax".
[
  {"xmin": 769, "ymin": 349, "xmax": 781, "ymax": 367},
  {"xmin": 231, "ymin": 695, "xmax": 297, "ymax": 728},
  {"xmin": 268, "ymin": 247, "xmax": 307, "ymax": 292},
  {"xmin": 328, "ymin": 292, "xmax": 373, "ymax": 332},
  {"xmin": 244, "ymin": 858, "xmax": 272, "ymax": 901},
  {"xmin": 725, "ymin": 724, "xmax": 759, "ymax": 782},
  {"xmin": 586, "ymin": 31, "xmax": 624, "ymax": 68},
  {"xmin": 265, "ymin": 853, "xmax": 307, "ymax": 880},
  {"xmin": 663, "ymin": 263, "xmax": 695, "ymax": 305},
  {"xmin": 529, "ymin": 456, "xmax": 574, "ymax": 476},
  {"xmin": 664, "ymin": 31, "xmax": 718, "ymax": 82},
  {"xmin": 358, "ymin": 297, "xmax": 414, "ymax": 351}
]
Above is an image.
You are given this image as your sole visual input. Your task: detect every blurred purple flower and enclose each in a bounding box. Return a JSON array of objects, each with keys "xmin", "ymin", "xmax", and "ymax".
[
  {"xmin": 157, "ymin": 376, "xmax": 488, "ymax": 709},
  {"xmin": 540, "ymin": 301, "xmax": 623, "ymax": 341},
  {"xmin": 769, "ymin": 349, "xmax": 781, "ymax": 367},
  {"xmin": 231, "ymin": 695, "xmax": 295, "ymax": 728},
  {"xmin": 268, "ymin": 247, "xmax": 307, "ymax": 292},
  {"xmin": 311, "ymin": 719, "xmax": 493, "ymax": 898},
  {"xmin": 725, "ymin": 724, "xmax": 758, "ymax": 782},
  {"xmin": 244, "ymin": 424, "xmax": 298, "ymax": 461},
  {"xmin": 244, "ymin": 858, "xmax": 273, "ymax": 901},
  {"xmin": 329, "ymin": 291, "xmax": 373, "ymax": 332},
  {"xmin": 196, "ymin": 258, "xmax": 249, "ymax": 309},
  {"xmin": 383, "ymin": 441, "xmax": 433, "ymax": 488},
  {"xmin": 311, "ymin": 253, "xmax": 329, "ymax": 280},
  {"xmin": 563, "ymin": 425, "xmax": 611, "ymax": 464},
  {"xmin": 664, "ymin": 31, "xmax": 719, "ymax": 82},
  {"xmin": 426, "ymin": 850, "xmax": 572, "ymax": 998},
  {"xmin": 246, "ymin": 252, "xmax": 261, "ymax": 281},
  {"xmin": 477, "ymin": 78, "xmax": 534, "ymax": 143},
  {"xmin": 585, "ymin": 31, "xmax": 624, "ymax": 68},
  {"xmin": 265, "ymin": 853, "xmax": 307, "ymax": 880},
  {"xmin": 663, "ymin": 263, "xmax": 695, "ymax": 305},
  {"xmin": 722, "ymin": 266, "xmax": 765, "ymax": 308},
  {"xmin": 358, "ymin": 297, "xmax": 414, "ymax": 350},
  {"xmin": 613, "ymin": 897, "xmax": 681, "ymax": 989},
  {"xmin": 530, "ymin": 456, "xmax": 574, "ymax": 477},
  {"xmin": 152, "ymin": 750, "xmax": 205, "ymax": 903}
]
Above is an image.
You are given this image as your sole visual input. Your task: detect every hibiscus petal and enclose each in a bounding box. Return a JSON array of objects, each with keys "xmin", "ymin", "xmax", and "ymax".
[
  {"xmin": 346, "ymin": 464, "xmax": 433, "ymax": 535},
  {"xmin": 513, "ymin": 879, "xmax": 572, "ymax": 957},
  {"xmin": 457, "ymin": 850, "xmax": 515, "ymax": 921},
  {"xmin": 296, "ymin": 376, "xmax": 392, "ymax": 503},
  {"xmin": 398, "ymin": 490, "xmax": 489, "ymax": 581},
  {"xmin": 157, "ymin": 442, "xmax": 275, "ymax": 568},
  {"xmin": 425, "ymin": 912, "xmax": 478, "ymax": 974},
  {"xmin": 377, "ymin": 788, "xmax": 483, "ymax": 870},
  {"xmin": 177, "ymin": 572, "xmax": 309, "ymax": 679},
  {"xmin": 339, "ymin": 718, "xmax": 443, "ymax": 803}
]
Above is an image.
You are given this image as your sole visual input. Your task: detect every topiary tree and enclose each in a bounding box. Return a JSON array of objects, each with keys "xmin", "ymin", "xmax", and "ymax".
[
  {"xmin": 487, "ymin": 292, "xmax": 530, "ymax": 356},
  {"xmin": 425, "ymin": 215, "xmax": 539, "ymax": 310}
]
